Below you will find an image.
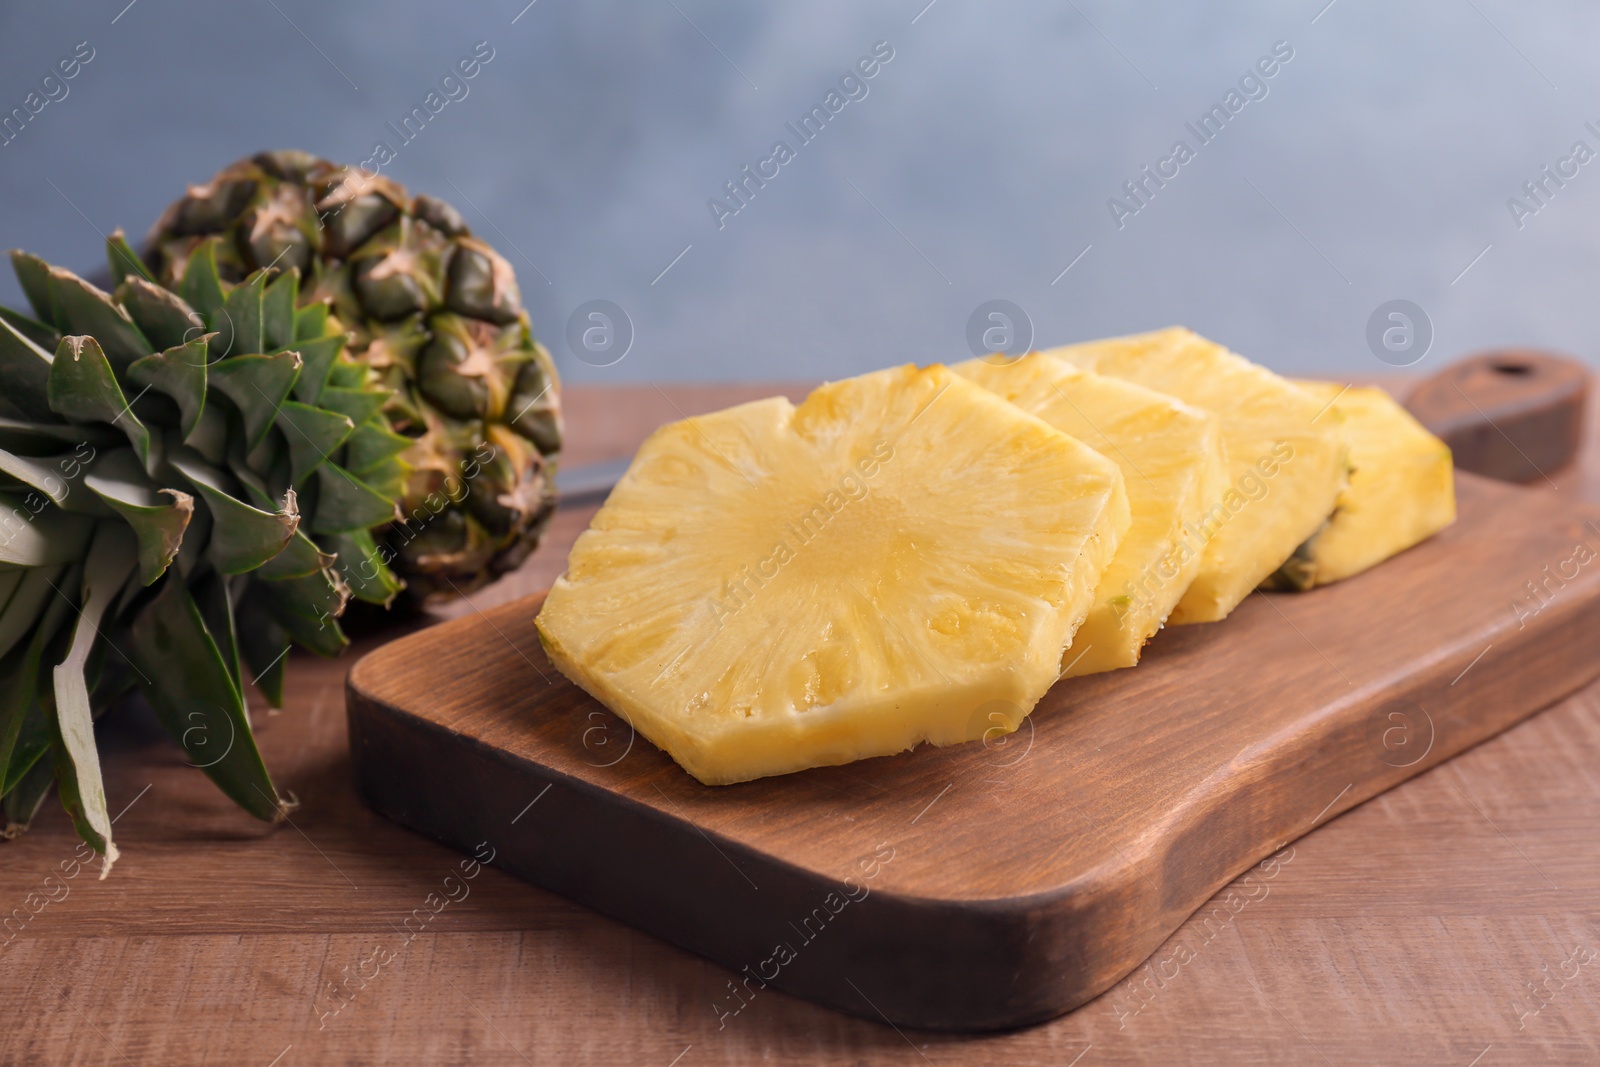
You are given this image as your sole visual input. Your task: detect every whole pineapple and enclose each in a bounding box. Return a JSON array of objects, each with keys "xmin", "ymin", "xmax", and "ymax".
[
  {"xmin": 0, "ymin": 233, "xmax": 403, "ymax": 866},
  {"xmin": 145, "ymin": 151, "xmax": 562, "ymax": 604}
]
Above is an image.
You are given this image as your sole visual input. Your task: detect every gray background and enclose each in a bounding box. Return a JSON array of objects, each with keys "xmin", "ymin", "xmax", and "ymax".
[{"xmin": 0, "ymin": 0, "xmax": 1595, "ymax": 384}]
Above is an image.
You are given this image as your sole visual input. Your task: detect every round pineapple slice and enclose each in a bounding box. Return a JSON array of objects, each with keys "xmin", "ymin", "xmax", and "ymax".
[
  {"xmin": 955, "ymin": 354, "xmax": 1226, "ymax": 676},
  {"xmin": 536, "ymin": 364, "xmax": 1129, "ymax": 785}
]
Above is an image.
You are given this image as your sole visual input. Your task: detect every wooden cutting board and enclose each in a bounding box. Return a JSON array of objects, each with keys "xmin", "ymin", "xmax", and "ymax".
[{"xmin": 346, "ymin": 471, "xmax": 1600, "ymax": 1032}]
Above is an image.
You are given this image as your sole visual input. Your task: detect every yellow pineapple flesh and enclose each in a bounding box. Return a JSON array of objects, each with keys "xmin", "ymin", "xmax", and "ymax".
[
  {"xmin": 535, "ymin": 365, "xmax": 1130, "ymax": 785},
  {"xmin": 1265, "ymin": 381, "xmax": 1455, "ymax": 589},
  {"xmin": 1047, "ymin": 328, "xmax": 1348, "ymax": 623},
  {"xmin": 954, "ymin": 354, "xmax": 1225, "ymax": 675}
]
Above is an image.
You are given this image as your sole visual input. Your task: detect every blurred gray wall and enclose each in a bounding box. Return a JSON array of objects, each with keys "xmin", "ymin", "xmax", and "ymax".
[{"xmin": 1, "ymin": 0, "xmax": 1596, "ymax": 384}]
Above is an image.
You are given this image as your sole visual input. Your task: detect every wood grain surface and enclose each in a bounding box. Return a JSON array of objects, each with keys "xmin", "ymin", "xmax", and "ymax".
[{"xmin": 4, "ymin": 382, "xmax": 1600, "ymax": 1065}]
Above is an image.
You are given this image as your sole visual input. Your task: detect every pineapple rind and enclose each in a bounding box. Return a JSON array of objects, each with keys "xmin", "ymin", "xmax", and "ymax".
[
  {"xmin": 1047, "ymin": 328, "xmax": 1348, "ymax": 623},
  {"xmin": 954, "ymin": 354, "xmax": 1226, "ymax": 676},
  {"xmin": 1282, "ymin": 381, "xmax": 1455, "ymax": 585},
  {"xmin": 536, "ymin": 365, "xmax": 1129, "ymax": 784}
]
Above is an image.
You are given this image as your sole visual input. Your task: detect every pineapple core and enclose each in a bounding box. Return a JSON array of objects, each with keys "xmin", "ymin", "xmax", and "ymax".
[
  {"xmin": 955, "ymin": 354, "xmax": 1225, "ymax": 675},
  {"xmin": 1048, "ymin": 328, "xmax": 1348, "ymax": 623},
  {"xmin": 536, "ymin": 364, "xmax": 1129, "ymax": 784}
]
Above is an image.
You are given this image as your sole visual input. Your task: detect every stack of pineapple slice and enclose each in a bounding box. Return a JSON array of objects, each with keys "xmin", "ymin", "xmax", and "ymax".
[{"xmin": 537, "ymin": 331, "xmax": 1455, "ymax": 785}]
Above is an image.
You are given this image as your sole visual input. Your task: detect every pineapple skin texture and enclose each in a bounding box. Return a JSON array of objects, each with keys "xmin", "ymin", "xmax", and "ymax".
[
  {"xmin": 1284, "ymin": 381, "xmax": 1455, "ymax": 586},
  {"xmin": 535, "ymin": 365, "xmax": 1130, "ymax": 785},
  {"xmin": 954, "ymin": 355, "xmax": 1226, "ymax": 676},
  {"xmin": 1047, "ymin": 328, "xmax": 1348, "ymax": 623}
]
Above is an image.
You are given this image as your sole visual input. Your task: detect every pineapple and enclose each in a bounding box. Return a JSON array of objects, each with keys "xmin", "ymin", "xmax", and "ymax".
[
  {"xmin": 1265, "ymin": 382, "xmax": 1455, "ymax": 589},
  {"xmin": 145, "ymin": 151, "xmax": 562, "ymax": 604},
  {"xmin": 0, "ymin": 234, "xmax": 403, "ymax": 865},
  {"xmin": 955, "ymin": 354, "xmax": 1226, "ymax": 675},
  {"xmin": 1049, "ymin": 328, "xmax": 1347, "ymax": 623},
  {"xmin": 535, "ymin": 365, "xmax": 1129, "ymax": 784}
]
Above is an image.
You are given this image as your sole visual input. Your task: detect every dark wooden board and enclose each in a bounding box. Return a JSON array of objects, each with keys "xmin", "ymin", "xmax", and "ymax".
[{"xmin": 346, "ymin": 471, "xmax": 1600, "ymax": 1032}]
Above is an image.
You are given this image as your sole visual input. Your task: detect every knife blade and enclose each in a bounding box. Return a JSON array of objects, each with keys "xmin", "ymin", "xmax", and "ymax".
[{"xmin": 555, "ymin": 457, "xmax": 632, "ymax": 507}]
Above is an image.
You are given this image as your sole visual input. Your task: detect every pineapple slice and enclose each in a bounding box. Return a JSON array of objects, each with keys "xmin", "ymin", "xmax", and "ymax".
[
  {"xmin": 954, "ymin": 354, "xmax": 1226, "ymax": 676},
  {"xmin": 535, "ymin": 365, "xmax": 1130, "ymax": 785},
  {"xmin": 1265, "ymin": 381, "xmax": 1455, "ymax": 589},
  {"xmin": 1048, "ymin": 328, "xmax": 1347, "ymax": 623}
]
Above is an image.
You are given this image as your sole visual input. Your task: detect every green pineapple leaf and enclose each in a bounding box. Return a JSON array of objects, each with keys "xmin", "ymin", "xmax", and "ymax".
[
  {"xmin": 262, "ymin": 270, "xmax": 298, "ymax": 352},
  {"xmin": 3, "ymin": 751, "xmax": 56, "ymax": 837},
  {"xmin": 218, "ymin": 270, "xmax": 268, "ymax": 360},
  {"xmin": 49, "ymin": 269, "xmax": 154, "ymax": 367},
  {"xmin": 311, "ymin": 463, "xmax": 396, "ymax": 534},
  {"xmin": 314, "ymin": 385, "xmax": 386, "ymax": 427},
  {"xmin": 190, "ymin": 568, "xmax": 242, "ymax": 694},
  {"xmin": 322, "ymin": 527, "xmax": 404, "ymax": 606},
  {"xmin": 283, "ymin": 334, "xmax": 343, "ymax": 404},
  {"xmin": 209, "ymin": 351, "xmax": 302, "ymax": 447},
  {"xmin": 106, "ymin": 229, "xmax": 156, "ymax": 288},
  {"xmin": 50, "ymin": 522, "xmax": 137, "ymax": 868},
  {"xmin": 0, "ymin": 305, "xmax": 61, "ymax": 352},
  {"xmin": 49, "ymin": 336, "xmax": 152, "ymax": 466},
  {"xmin": 9, "ymin": 250, "xmax": 62, "ymax": 329},
  {"xmin": 276, "ymin": 401, "xmax": 354, "ymax": 484},
  {"xmin": 234, "ymin": 590, "xmax": 290, "ymax": 708},
  {"xmin": 84, "ymin": 448, "xmax": 193, "ymax": 585},
  {"xmin": 167, "ymin": 450, "xmax": 297, "ymax": 574},
  {"xmin": 0, "ymin": 563, "xmax": 65, "ymax": 664},
  {"xmin": 292, "ymin": 300, "xmax": 330, "ymax": 345},
  {"xmin": 0, "ymin": 312, "xmax": 56, "ymax": 420},
  {"xmin": 0, "ymin": 567, "xmax": 71, "ymax": 789},
  {"xmin": 0, "ymin": 418, "xmax": 120, "ymax": 455},
  {"xmin": 253, "ymin": 529, "xmax": 331, "ymax": 581},
  {"xmin": 123, "ymin": 570, "xmax": 284, "ymax": 821},
  {"xmin": 128, "ymin": 336, "xmax": 210, "ymax": 440},
  {"xmin": 343, "ymin": 421, "xmax": 414, "ymax": 475},
  {"xmin": 118, "ymin": 276, "xmax": 202, "ymax": 353},
  {"xmin": 0, "ymin": 503, "xmax": 96, "ymax": 567},
  {"xmin": 246, "ymin": 570, "xmax": 348, "ymax": 657},
  {"xmin": 0, "ymin": 448, "xmax": 101, "ymax": 513}
]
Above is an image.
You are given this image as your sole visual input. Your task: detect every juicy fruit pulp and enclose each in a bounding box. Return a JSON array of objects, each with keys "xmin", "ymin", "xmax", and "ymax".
[
  {"xmin": 955, "ymin": 354, "xmax": 1225, "ymax": 675},
  {"xmin": 1266, "ymin": 382, "xmax": 1455, "ymax": 589},
  {"xmin": 1048, "ymin": 328, "xmax": 1348, "ymax": 623},
  {"xmin": 536, "ymin": 365, "xmax": 1130, "ymax": 785}
]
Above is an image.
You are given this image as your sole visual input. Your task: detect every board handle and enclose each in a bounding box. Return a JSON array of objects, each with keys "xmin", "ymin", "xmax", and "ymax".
[{"xmin": 1404, "ymin": 349, "xmax": 1588, "ymax": 483}]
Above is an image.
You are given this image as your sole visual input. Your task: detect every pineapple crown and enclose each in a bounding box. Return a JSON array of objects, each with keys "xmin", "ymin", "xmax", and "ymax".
[{"xmin": 0, "ymin": 231, "xmax": 408, "ymax": 869}]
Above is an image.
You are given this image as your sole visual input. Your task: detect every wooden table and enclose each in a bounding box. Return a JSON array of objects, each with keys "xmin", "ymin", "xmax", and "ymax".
[{"xmin": 5, "ymin": 383, "xmax": 1599, "ymax": 1066}]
